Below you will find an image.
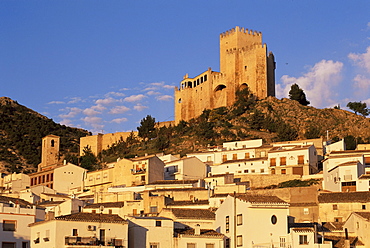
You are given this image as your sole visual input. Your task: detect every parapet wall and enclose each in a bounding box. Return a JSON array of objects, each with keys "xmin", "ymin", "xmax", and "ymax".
[{"xmin": 80, "ymin": 131, "xmax": 138, "ymax": 156}]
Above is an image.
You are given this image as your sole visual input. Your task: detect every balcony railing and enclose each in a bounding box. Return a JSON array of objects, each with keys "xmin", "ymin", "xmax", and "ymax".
[
  {"xmin": 65, "ymin": 236, "xmax": 125, "ymax": 247},
  {"xmin": 131, "ymin": 168, "xmax": 146, "ymax": 174},
  {"xmin": 253, "ymin": 242, "xmax": 292, "ymax": 248}
]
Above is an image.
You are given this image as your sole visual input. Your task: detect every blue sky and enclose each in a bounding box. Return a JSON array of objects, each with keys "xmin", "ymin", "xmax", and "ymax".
[{"xmin": 1, "ymin": 1, "xmax": 370, "ymax": 134}]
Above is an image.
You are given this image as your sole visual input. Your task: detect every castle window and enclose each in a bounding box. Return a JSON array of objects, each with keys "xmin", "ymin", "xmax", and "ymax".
[
  {"xmin": 197, "ymin": 78, "xmax": 199, "ymax": 85},
  {"xmin": 51, "ymin": 140, "xmax": 55, "ymax": 147},
  {"xmin": 201, "ymin": 77, "xmax": 204, "ymax": 83},
  {"xmin": 193, "ymin": 81, "xmax": 196, "ymax": 87},
  {"xmin": 215, "ymin": 84, "xmax": 226, "ymax": 91},
  {"xmin": 187, "ymin": 81, "xmax": 192, "ymax": 88},
  {"xmin": 204, "ymin": 74, "xmax": 207, "ymax": 81},
  {"xmin": 178, "ymin": 98, "xmax": 182, "ymax": 103}
]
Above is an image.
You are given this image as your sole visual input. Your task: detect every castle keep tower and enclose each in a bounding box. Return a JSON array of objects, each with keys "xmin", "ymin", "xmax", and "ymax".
[{"xmin": 174, "ymin": 26, "xmax": 275, "ymax": 123}]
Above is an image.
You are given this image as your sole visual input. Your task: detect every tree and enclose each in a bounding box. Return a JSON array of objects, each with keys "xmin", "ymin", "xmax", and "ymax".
[
  {"xmin": 289, "ymin": 83, "xmax": 310, "ymax": 106},
  {"xmin": 347, "ymin": 101, "xmax": 369, "ymax": 117},
  {"xmin": 80, "ymin": 146, "xmax": 99, "ymax": 171},
  {"xmin": 137, "ymin": 115, "xmax": 157, "ymax": 141},
  {"xmin": 232, "ymin": 87, "xmax": 257, "ymax": 116}
]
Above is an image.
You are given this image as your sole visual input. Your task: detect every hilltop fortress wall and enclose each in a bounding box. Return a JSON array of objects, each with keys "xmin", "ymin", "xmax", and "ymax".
[{"xmin": 174, "ymin": 26, "xmax": 276, "ymax": 123}]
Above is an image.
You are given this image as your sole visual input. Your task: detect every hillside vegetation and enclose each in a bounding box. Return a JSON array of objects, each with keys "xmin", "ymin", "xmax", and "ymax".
[
  {"xmin": 0, "ymin": 97, "xmax": 90, "ymax": 173},
  {"xmin": 98, "ymin": 88, "xmax": 370, "ymax": 164},
  {"xmin": 2, "ymin": 88, "xmax": 370, "ymax": 173}
]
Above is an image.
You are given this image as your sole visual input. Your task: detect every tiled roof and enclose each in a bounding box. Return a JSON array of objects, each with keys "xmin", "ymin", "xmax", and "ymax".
[
  {"xmin": 166, "ymin": 200, "xmax": 209, "ymax": 206},
  {"xmin": 318, "ymin": 192, "xmax": 370, "ymax": 203},
  {"xmin": 324, "ymin": 235, "xmax": 364, "ymax": 248},
  {"xmin": 322, "ymin": 222, "xmax": 344, "ymax": 231},
  {"xmin": 291, "ymin": 227, "xmax": 314, "ymax": 232},
  {"xmin": 84, "ymin": 202, "xmax": 125, "ymax": 209},
  {"xmin": 149, "ymin": 180, "xmax": 199, "ymax": 185},
  {"xmin": 0, "ymin": 195, "xmax": 33, "ymax": 207},
  {"xmin": 221, "ymin": 157, "xmax": 267, "ymax": 165},
  {"xmin": 149, "ymin": 187, "xmax": 207, "ymax": 192},
  {"xmin": 289, "ymin": 202, "xmax": 318, "ymax": 207},
  {"xmin": 175, "ymin": 228, "xmax": 224, "ymax": 237},
  {"xmin": 55, "ymin": 212, "xmax": 127, "ymax": 223},
  {"xmin": 165, "ymin": 208, "xmax": 215, "ymax": 220},
  {"xmin": 234, "ymin": 194, "xmax": 288, "ymax": 204},
  {"xmin": 354, "ymin": 212, "xmax": 370, "ymax": 221},
  {"xmin": 130, "ymin": 154, "xmax": 156, "ymax": 161},
  {"xmin": 359, "ymin": 174, "xmax": 370, "ymax": 179},
  {"xmin": 37, "ymin": 201, "xmax": 65, "ymax": 206}
]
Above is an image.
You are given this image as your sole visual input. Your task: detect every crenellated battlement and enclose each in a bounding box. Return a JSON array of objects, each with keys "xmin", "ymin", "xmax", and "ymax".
[
  {"xmin": 220, "ymin": 26, "xmax": 262, "ymax": 39},
  {"xmin": 225, "ymin": 43, "xmax": 267, "ymax": 54}
]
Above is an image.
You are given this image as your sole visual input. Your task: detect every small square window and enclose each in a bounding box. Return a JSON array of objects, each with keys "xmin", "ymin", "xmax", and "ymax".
[
  {"xmin": 3, "ymin": 220, "xmax": 16, "ymax": 231},
  {"xmin": 299, "ymin": 235, "xmax": 308, "ymax": 245},
  {"xmin": 237, "ymin": 214, "xmax": 243, "ymax": 225},
  {"xmin": 333, "ymin": 204, "xmax": 338, "ymax": 210},
  {"xmin": 362, "ymin": 205, "xmax": 366, "ymax": 210},
  {"xmin": 155, "ymin": 221, "xmax": 162, "ymax": 227}
]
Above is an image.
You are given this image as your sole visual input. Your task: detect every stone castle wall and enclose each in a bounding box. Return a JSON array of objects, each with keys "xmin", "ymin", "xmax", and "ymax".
[
  {"xmin": 80, "ymin": 131, "xmax": 138, "ymax": 156},
  {"xmin": 174, "ymin": 26, "xmax": 276, "ymax": 123}
]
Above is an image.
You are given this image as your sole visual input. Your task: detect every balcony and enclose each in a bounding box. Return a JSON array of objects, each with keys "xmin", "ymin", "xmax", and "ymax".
[
  {"xmin": 65, "ymin": 236, "xmax": 125, "ymax": 247},
  {"xmin": 131, "ymin": 168, "xmax": 146, "ymax": 174}
]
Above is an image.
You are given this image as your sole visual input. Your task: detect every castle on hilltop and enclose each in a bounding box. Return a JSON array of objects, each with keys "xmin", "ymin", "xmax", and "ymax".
[{"xmin": 174, "ymin": 26, "xmax": 276, "ymax": 123}]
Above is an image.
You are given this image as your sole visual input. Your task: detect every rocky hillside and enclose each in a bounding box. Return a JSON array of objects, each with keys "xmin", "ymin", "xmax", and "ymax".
[
  {"xmin": 0, "ymin": 97, "xmax": 90, "ymax": 173},
  {"xmin": 256, "ymin": 97, "xmax": 370, "ymax": 141}
]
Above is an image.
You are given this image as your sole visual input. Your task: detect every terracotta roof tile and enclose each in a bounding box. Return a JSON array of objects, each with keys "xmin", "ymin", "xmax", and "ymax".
[
  {"xmin": 165, "ymin": 208, "xmax": 215, "ymax": 220},
  {"xmin": 84, "ymin": 202, "xmax": 125, "ymax": 209},
  {"xmin": 324, "ymin": 235, "xmax": 364, "ymax": 248},
  {"xmin": 175, "ymin": 228, "xmax": 224, "ymax": 237},
  {"xmin": 322, "ymin": 222, "xmax": 344, "ymax": 231},
  {"xmin": 319, "ymin": 192, "xmax": 370, "ymax": 203},
  {"xmin": 354, "ymin": 212, "xmax": 370, "ymax": 221},
  {"xmin": 234, "ymin": 194, "xmax": 288, "ymax": 204},
  {"xmin": 167, "ymin": 200, "xmax": 209, "ymax": 206},
  {"xmin": 55, "ymin": 212, "xmax": 127, "ymax": 223},
  {"xmin": 0, "ymin": 195, "xmax": 34, "ymax": 207}
]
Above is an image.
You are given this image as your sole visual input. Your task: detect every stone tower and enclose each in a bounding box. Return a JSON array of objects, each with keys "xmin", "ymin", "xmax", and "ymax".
[
  {"xmin": 39, "ymin": 134, "xmax": 60, "ymax": 171},
  {"xmin": 174, "ymin": 26, "xmax": 275, "ymax": 123}
]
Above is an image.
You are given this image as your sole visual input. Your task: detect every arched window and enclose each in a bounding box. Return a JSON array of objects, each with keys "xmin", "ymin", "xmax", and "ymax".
[
  {"xmin": 214, "ymin": 84, "xmax": 226, "ymax": 92},
  {"xmin": 51, "ymin": 140, "xmax": 55, "ymax": 147}
]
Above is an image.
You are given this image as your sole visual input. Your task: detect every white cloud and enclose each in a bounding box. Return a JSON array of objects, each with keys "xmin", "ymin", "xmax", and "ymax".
[
  {"xmin": 147, "ymin": 91, "xmax": 160, "ymax": 96},
  {"xmin": 59, "ymin": 107, "xmax": 82, "ymax": 119},
  {"xmin": 95, "ymin": 97, "xmax": 119, "ymax": 106},
  {"xmin": 81, "ymin": 116, "xmax": 104, "ymax": 133},
  {"xmin": 144, "ymin": 82, "xmax": 175, "ymax": 91},
  {"xmin": 348, "ymin": 46, "xmax": 370, "ymax": 72},
  {"xmin": 353, "ymin": 74, "xmax": 370, "ymax": 91},
  {"xmin": 156, "ymin": 95, "xmax": 174, "ymax": 101},
  {"xmin": 48, "ymin": 101, "xmax": 65, "ymax": 104},
  {"xmin": 278, "ymin": 59, "xmax": 343, "ymax": 108},
  {"xmin": 109, "ymin": 105, "xmax": 130, "ymax": 114},
  {"xmin": 134, "ymin": 104, "xmax": 148, "ymax": 111},
  {"xmin": 105, "ymin": 91, "xmax": 125, "ymax": 97},
  {"xmin": 111, "ymin": 118, "xmax": 128, "ymax": 123},
  {"xmin": 83, "ymin": 107, "xmax": 101, "ymax": 116},
  {"xmin": 124, "ymin": 94, "xmax": 147, "ymax": 102},
  {"xmin": 67, "ymin": 97, "xmax": 83, "ymax": 104}
]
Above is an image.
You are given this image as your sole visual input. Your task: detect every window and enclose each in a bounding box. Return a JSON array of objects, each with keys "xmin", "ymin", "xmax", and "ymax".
[
  {"xmin": 299, "ymin": 235, "xmax": 308, "ymax": 245},
  {"xmin": 261, "ymin": 169, "xmax": 265, "ymax": 173},
  {"xmin": 281, "ymin": 169, "xmax": 286, "ymax": 174},
  {"xmin": 271, "ymin": 215, "xmax": 277, "ymax": 225},
  {"xmin": 271, "ymin": 168, "xmax": 276, "ymax": 174},
  {"xmin": 155, "ymin": 221, "xmax": 162, "ymax": 227},
  {"xmin": 2, "ymin": 243, "xmax": 16, "ymax": 248},
  {"xmin": 225, "ymin": 216, "xmax": 229, "ymax": 233},
  {"xmin": 206, "ymin": 244, "xmax": 215, "ymax": 248},
  {"xmin": 92, "ymin": 210, "xmax": 96, "ymax": 213},
  {"xmin": 233, "ymin": 154, "xmax": 237, "ymax": 160},
  {"xmin": 44, "ymin": 230, "xmax": 50, "ymax": 242},
  {"xmin": 245, "ymin": 153, "xmax": 250, "ymax": 159},
  {"xmin": 150, "ymin": 243, "xmax": 159, "ymax": 248},
  {"xmin": 109, "ymin": 209, "xmax": 113, "ymax": 214},
  {"xmin": 237, "ymin": 235, "xmax": 243, "ymax": 247},
  {"xmin": 270, "ymin": 158, "xmax": 276, "ymax": 166},
  {"xmin": 103, "ymin": 173, "xmax": 108, "ymax": 178},
  {"xmin": 22, "ymin": 242, "xmax": 29, "ymax": 248},
  {"xmin": 280, "ymin": 157, "xmax": 287, "ymax": 166},
  {"xmin": 237, "ymin": 214, "xmax": 243, "ymax": 225},
  {"xmin": 72, "ymin": 229, "xmax": 78, "ymax": 236},
  {"xmin": 187, "ymin": 243, "xmax": 196, "ymax": 248},
  {"xmin": 222, "ymin": 155, "xmax": 227, "ymax": 162},
  {"xmin": 225, "ymin": 239, "xmax": 230, "ymax": 248},
  {"xmin": 96, "ymin": 175, "xmax": 101, "ymax": 180},
  {"xmin": 298, "ymin": 155, "xmax": 304, "ymax": 165},
  {"xmin": 304, "ymin": 208, "xmax": 309, "ymax": 215},
  {"xmin": 362, "ymin": 205, "xmax": 366, "ymax": 210},
  {"xmin": 332, "ymin": 204, "xmax": 338, "ymax": 210},
  {"xmin": 207, "ymin": 156, "xmax": 212, "ymax": 162},
  {"xmin": 280, "ymin": 237, "xmax": 286, "ymax": 248},
  {"xmin": 89, "ymin": 176, "xmax": 93, "ymax": 181},
  {"xmin": 3, "ymin": 220, "xmax": 16, "ymax": 231},
  {"xmin": 150, "ymin": 206, "xmax": 158, "ymax": 213}
]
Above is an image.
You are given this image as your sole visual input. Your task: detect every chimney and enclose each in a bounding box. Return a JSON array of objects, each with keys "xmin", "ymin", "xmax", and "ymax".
[{"xmin": 194, "ymin": 224, "xmax": 200, "ymax": 235}]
